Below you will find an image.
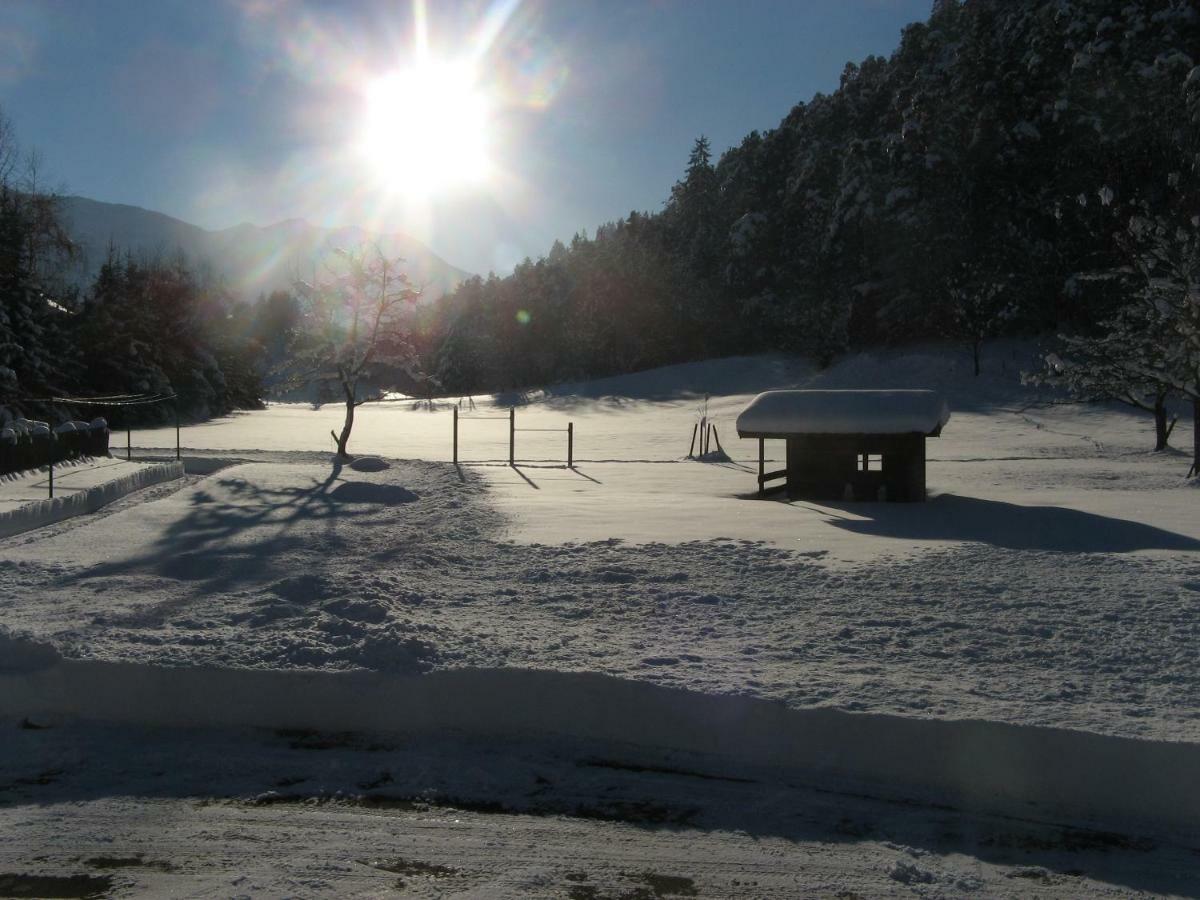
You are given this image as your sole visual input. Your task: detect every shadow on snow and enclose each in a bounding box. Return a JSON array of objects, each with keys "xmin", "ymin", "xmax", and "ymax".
[{"xmin": 816, "ymin": 493, "xmax": 1200, "ymax": 554}]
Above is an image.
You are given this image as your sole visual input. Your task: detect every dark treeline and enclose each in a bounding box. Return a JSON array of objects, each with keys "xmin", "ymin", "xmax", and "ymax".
[
  {"xmin": 425, "ymin": 0, "xmax": 1198, "ymax": 392},
  {"xmin": 0, "ymin": 110, "xmax": 276, "ymax": 425}
]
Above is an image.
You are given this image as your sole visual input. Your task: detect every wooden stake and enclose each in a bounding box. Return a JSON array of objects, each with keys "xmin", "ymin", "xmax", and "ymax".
[
  {"xmin": 687, "ymin": 423, "xmax": 697, "ymax": 458},
  {"xmin": 509, "ymin": 407, "xmax": 515, "ymax": 466},
  {"xmin": 567, "ymin": 422, "xmax": 574, "ymax": 468},
  {"xmin": 453, "ymin": 406, "xmax": 458, "ymax": 465}
]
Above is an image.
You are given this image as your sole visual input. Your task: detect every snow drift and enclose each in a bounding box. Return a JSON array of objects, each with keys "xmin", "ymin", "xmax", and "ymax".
[{"xmin": 0, "ymin": 459, "xmax": 184, "ymax": 539}]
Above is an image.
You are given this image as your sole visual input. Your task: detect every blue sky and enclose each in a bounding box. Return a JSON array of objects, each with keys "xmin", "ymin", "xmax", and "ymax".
[{"xmin": 0, "ymin": 0, "xmax": 930, "ymax": 274}]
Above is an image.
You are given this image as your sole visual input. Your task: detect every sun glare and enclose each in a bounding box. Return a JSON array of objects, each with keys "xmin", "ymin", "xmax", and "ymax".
[{"xmin": 359, "ymin": 62, "xmax": 491, "ymax": 198}]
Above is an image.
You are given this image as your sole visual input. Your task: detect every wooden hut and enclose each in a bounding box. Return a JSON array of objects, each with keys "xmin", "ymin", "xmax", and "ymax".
[{"xmin": 735, "ymin": 390, "xmax": 950, "ymax": 502}]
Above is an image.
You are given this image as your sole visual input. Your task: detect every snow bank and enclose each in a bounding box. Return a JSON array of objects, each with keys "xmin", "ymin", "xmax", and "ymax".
[
  {"xmin": 1, "ymin": 658, "xmax": 1197, "ymax": 839},
  {"xmin": 0, "ymin": 460, "xmax": 184, "ymax": 539},
  {"xmin": 348, "ymin": 455, "xmax": 390, "ymax": 472},
  {"xmin": 0, "ymin": 627, "xmax": 61, "ymax": 672},
  {"xmin": 736, "ymin": 390, "xmax": 950, "ymax": 437}
]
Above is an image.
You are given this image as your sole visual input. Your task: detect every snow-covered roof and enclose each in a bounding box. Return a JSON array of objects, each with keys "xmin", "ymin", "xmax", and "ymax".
[{"xmin": 736, "ymin": 390, "xmax": 950, "ymax": 437}]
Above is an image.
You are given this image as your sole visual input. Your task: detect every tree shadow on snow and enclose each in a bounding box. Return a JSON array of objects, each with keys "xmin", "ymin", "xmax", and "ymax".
[
  {"xmin": 821, "ymin": 493, "xmax": 1200, "ymax": 554},
  {"xmin": 72, "ymin": 461, "xmax": 419, "ymax": 597}
]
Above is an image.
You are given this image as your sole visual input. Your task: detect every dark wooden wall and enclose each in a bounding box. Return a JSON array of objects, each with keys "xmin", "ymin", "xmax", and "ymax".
[{"xmin": 784, "ymin": 433, "xmax": 926, "ymax": 502}]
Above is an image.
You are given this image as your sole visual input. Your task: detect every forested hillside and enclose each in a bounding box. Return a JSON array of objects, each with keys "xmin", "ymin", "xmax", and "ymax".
[
  {"xmin": 0, "ymin": 117, "xmax": 270, "ymax": 423},
  {"xmin": 426, "ymin": 0, "xmax": 1199, "ymax": 392}
]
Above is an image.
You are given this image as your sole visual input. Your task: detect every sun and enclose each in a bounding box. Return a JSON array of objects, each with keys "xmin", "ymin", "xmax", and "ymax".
[{"xmin": 358, "ymin": 61, "xmax": 491, "ymax": 198}]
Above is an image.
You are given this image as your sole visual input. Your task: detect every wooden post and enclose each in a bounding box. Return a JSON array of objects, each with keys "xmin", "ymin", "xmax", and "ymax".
[
  {"xmin": 127, "ymin": 426, "xmax": 131, "ymax": 462},
  {"xmin": 508, "ymin": 407, "xmax": 515, "ymax": 466},
  {"xmin": 758, "ymin": 438, "xmax": 764, "ymax": 498},
  {"xmin": 699, "ymin": 416, "xmax": 706, "ymax": 456},
  {"xmin": 712, "ymin": 425, "xmax": 721, "ymax": 454},
  {"xmin": 174, "ymin": 400, "xmax": 180, "ymax": 461},
  {"xmin": 48, "ymin": 401, "xmax": 56, "ymax": 499},
  {"xmin": 567, "ymin": 422, "xmax": 574, "ymax": 468},
  {"xmin": 452, "ymin": 406, "xmax": 458, "ymax": 464},
  {"xmin": 687, "ymin": 423, "xmax": 697, "ymax": 458}
]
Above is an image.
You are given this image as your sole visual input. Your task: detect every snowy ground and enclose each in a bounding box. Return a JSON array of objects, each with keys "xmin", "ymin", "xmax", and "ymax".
[
  {"xmin": 0, "ymin": 456, "xmax": 184, "ymax": 539},
  {"xmin": 0, "ymin": 457, "xmax": 139, "ymax": 513},
  {"xmin": 2, "ymin": 716, "xmax": 1196, "ymax": 899},
  {"xmin": 2, "ymin": 342, "xmax": 1199, "ymax": 894},
  {"xmin": 3, "ymin": 343, "xmax": 1198, "ymax": 740}
]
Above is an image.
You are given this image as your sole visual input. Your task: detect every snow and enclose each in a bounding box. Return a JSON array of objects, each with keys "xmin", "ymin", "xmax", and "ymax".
[
  {"xmin": 3, "ymin": 644, "xmax": 1200, "ymax": 839},
  {"xmin": 4, "ymin": 718, "xmax": 1193, "ymax": 898},
  {"xmin": 736, "ymin": 388, "xmax": 950, "ymax": 436},
  {"xmin": 1, "ymin": 341, "xmax": 1199, "ymax": 890},
  {"xmin": 0, "ymin": 457, "xmax": 184, "ymax": 539}
]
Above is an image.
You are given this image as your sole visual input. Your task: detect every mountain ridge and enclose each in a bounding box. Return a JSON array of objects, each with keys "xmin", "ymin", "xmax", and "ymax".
[{"xmin": 58, "ymin": 195, "xmax": 474, "ymax": 302}]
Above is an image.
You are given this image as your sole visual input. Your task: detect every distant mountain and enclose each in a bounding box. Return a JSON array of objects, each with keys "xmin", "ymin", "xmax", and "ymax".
[{"xmin": 57, "ymin": 195, "xmax": 474, "ymax": 302}]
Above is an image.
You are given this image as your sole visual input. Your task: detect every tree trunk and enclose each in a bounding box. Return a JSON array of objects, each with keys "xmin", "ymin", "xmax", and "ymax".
[
  {"xmin": 1154, "ymin": 397, "xmax": 1170, "ymax": 452},
  {"xmin": 335, "ymin": 394, "xmax": 355, "ymax": 458}
]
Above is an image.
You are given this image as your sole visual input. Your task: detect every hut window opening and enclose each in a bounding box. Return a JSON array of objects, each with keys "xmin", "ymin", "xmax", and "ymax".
[{"xmin": 860, "ymin": 453, "xmax": 882, "ymax": 472}]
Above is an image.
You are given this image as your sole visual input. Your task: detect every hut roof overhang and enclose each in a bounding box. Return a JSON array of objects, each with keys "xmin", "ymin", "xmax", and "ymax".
[{"xmin": 735, "ymin": 389, "xmax": 950, "ymax": 439}]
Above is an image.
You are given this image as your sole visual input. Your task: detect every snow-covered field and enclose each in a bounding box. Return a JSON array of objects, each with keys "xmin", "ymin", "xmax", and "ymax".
[
  {"xmin": 4, "ymin": 343, "xmax": 1198, "ymax": 739},
  {"xmin": 3, "ymin": 342, "xmax": 1199, "ymax": 895}
]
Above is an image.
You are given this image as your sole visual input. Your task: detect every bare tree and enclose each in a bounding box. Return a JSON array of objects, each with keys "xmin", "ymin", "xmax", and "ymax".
[
  {"xmin": 289, "ymin": 247, "xmax": 428, "ymax": 458},
  {"xmin": 1035, "ymin": 303, "xmax": 1179, "ymax": 452}
]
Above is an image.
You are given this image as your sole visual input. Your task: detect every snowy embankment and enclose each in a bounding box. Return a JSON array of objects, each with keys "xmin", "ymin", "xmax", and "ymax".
[
  {"xmin": 3, "ymin": 631, "xmax": 1199, "ymax": 839},
  {"xmin": 0, "ymin": 457, "xmax": 183, "ymax": 539}
]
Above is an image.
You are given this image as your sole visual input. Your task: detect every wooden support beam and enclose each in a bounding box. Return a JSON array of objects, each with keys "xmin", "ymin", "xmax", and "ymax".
[
  {"xmin": 758, "ymin": 438, "xmax": 764, "ymax": 497},
  {"xmin": 758, "ymin": 467, "xmax": 789, "ymax": 484}
]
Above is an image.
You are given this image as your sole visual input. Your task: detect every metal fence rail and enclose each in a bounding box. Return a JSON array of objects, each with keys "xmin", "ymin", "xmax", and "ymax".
[{"xmin": 452, "ymin": 406, "xmax": 574, "ymax": 467}]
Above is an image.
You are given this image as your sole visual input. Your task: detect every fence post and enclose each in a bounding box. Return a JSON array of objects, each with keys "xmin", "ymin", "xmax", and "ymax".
[
  {"xmin": 567, "ymin": 422, "xmax": 574, "ymax": 468},
  {"xmin": 127, "ymin": 426, "xmax": 131, "ymax": 462},
  {"xmin": 174, "ymin": 399, "xmax": 180, "ymax": 461},
  {"xmin": 687, "ymin": 423, "xmax": 698, "ymax": 458},
  {"xmin": 48, "ymin": 400, "xmax": 56, "ymax": 499},
  {"xmin": 508, "ymin": 408, "xmax": 515, "ymax": 466},
  {"xmin": 452, "ymin": 406, "xmax": 458, "ymax": 465}
]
